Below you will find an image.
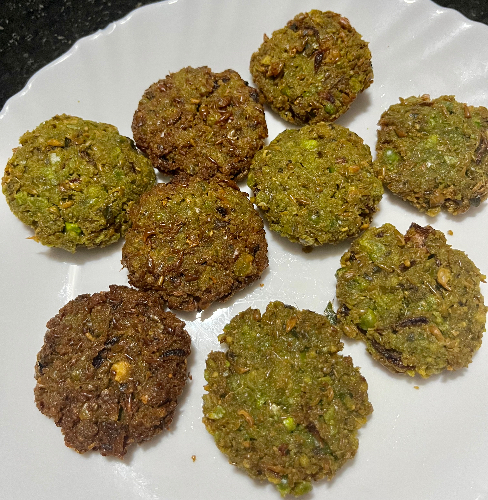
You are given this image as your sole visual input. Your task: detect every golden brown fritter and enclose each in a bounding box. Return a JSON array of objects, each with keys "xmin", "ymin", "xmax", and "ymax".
[
  {"xmin": 250, "ymin": 10, "xmax": 373, "ymax": 125},
  {"xmin": 203, "ymin": 301, "xmax": 373, "ymax": 496},
  {"xmin": 122, "ymin": 174, "xmax": 268, "ymax": 311},
  {"xmin": 336, "ymin": 223, "xmax": 486, "ymax": 377},
  {"xmin": 132, "ymin": 66, "xmax": 268, "ymax": 180},
  {"xmin": 34, "ymin": 285, "xmax": 191, "ymax": 458},
  {"xmin": 2, "ymin": 114, "xmax": 156, "ymax": 252},
  {"xmin": 374, "ymin": 95, "xmax": 488, "ymax": 215},
  {"xmin": 248, "ymin": 123, "xmax": 383, "ymax": 246}
]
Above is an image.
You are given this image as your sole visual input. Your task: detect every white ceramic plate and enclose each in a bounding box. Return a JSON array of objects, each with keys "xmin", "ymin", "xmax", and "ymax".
[{"xmin": 1, "ymin": 0, "xmax": 488, "ymax": 498}]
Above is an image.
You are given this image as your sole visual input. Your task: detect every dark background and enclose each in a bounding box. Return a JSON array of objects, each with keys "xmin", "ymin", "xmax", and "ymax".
[{"xmin": 1, "ymin": 0, "xmax": 487, "ymax": 111}]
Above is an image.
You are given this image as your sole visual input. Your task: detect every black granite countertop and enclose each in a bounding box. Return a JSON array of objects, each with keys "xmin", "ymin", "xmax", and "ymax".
[{"xmin": 1, "ymin": 0, "xmax": 487, "ymax": 111}]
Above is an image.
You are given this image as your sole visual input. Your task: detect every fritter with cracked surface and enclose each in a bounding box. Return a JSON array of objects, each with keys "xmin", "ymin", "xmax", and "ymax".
[
  {"xmin": 2, "ymin": 114, "xmax": 156, "ymax": 252},
  {"xmin": 250, "ymin": 10, "xmax": 373, "ymax": 125},
  {"xmin": 203, "ymin": 301, "xmax": 373, "ymax": 497},
  {"xmin": 374, "ymin": 95, "xmax": 488, "ymax": 215},
  {"xmin": 336, "ymin": 223, "xmax": 486, "ymax": 377},
  {"xmin": 132, "ymin": 66, "xmax": 268, "ymax": 180},
  {"xmin": 121, "ymin": 174, "xmax": 268, "ymax": 311},
  {"xmin": 34, "ymin": 285, "xmax": 191, "ymax": 458},
  {"xmin": 248, "ymin": 123, "xmax": 383, "ymax": 246}
]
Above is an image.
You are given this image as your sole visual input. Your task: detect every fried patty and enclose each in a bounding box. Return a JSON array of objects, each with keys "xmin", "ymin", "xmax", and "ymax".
[
  {"xmin": 203, "ymin": 301, "xmax": 373, "ymax": 496},
  {"xmin": 374, "ymin": 94, "xmax": 488, "ymax": 215},
  {"xmin": 336, "ymin": 223, "xmax": 487, "ymax": 377},
  {"xmin": 132, "ymin": 66, "xmax": 268, "ymax": 180},
  {"xmin": 248, "ymin": 123, "xmax": 383, "ymax": 246},
  {"xmin": 2, "ymin": 114, "xmax": 156, "ymax": 252},
  {"xmin": 250, "ymin": 10, "xmax": 373, "ymax": 125},
  {"xmin": 34, "ymin": 285, "xmax": 191, "ymax": 458},
  {"xmin": 121, "ymin": 174, "xmax": 268, "ymax": 311}
]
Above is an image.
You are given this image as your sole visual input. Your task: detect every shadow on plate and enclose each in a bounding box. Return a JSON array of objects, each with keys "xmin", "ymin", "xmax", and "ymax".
[
  {"xmin": 176, "ymin": 266, "xmax": 271, "ymax": 325},
  {"xmin": 335, "ymin": 90, "xmax": 374, "ymax": 130},
  {"xmin": 39, "ymin": 238, "xmax": 125, "ymax": 265}
]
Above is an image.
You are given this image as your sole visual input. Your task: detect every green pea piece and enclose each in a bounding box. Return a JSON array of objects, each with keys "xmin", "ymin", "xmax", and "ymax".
[
  {"xmin": 384, "ymin": 148, "xmax": 400, "ymax": 166},
  {"xmin": 324, "ymin": 102, "xmax": 336, "ymax": 115},
  {"xmin": 65, "ymin": 222, "xmax": 82, "ymax": 235},
  {"xmin": 283, "ymin": 416, "xmax": 297, "ymax": 431},
  {"xmin": 359, "ymin": 308, "xmax": 377, "ymax": 330}
]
